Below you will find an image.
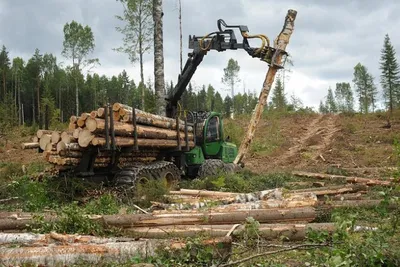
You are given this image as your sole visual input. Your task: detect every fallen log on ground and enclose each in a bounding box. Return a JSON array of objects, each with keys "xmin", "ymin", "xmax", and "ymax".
[
  {"xmin": 125, "ymin": 223, "xmax": 335, "ymax": 240},
  {"xmin": 101, "ymin": 207, "xmax": 316, "ymax": 227},
  {"xmin": 0, "ymin": 233, "xmax": 231, "ymax": 266},
  {"xmin": 291, "ymin": 184, "xmax": 368, "ymax": 196},
  {"xmin": 162, "ymin": 189, "xmax": 318, "ymax": 210},
  {"xmin": 292, "ymin": 171, "xmax": 392, "ymax": 186},
  {"xmin": 21, "ymin": 142, "xmax": 39, "ymax": 149},
  {"xmin": 0, "ymin": 207, "xmax": 316, "ymax": 231}
]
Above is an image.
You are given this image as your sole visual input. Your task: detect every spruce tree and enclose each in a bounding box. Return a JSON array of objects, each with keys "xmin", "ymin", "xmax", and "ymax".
[
  {"xmin": 271, "ymin": 78, "xmax": 287, "ymax": 111},
  {"xmin": 379, "ymin": 34, "xmax": 400, "ymax": 115},
  {"xmin": 353, "ymin": 63, "xmax": 377, "ymax": 114},
  {"xmin": 325, "ymin": 87, "xmax": 337, "ymax": 113}
]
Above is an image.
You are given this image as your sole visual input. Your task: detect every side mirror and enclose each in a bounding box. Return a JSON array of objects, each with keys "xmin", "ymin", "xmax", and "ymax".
[{"xmin": 225, "ymin": 135, "xmax": 231, "ymax": 142}]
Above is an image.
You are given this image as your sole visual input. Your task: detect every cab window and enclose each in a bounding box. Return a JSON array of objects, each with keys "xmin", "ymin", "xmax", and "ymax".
[{"xmin": 206, "ymin": 116, "xmax": 220, "ymax": 142}]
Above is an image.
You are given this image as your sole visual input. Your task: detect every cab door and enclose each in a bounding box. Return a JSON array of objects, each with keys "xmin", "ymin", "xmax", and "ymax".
[{"xmin": 203, "ymin": 115, "xmax": 222, "ymax": 156}]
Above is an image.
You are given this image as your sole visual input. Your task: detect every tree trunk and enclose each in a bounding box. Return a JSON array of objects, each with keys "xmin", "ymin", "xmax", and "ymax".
[
  {"xmin": 57, "ymin": 141, "xmax": 81, "ymax": 155},
  {"xmin": 77, "ymin": 129, "xmax": 95, "ymax": 147},
  {"xmin": 75, "ymin": 77, "xmax": 79, "ymax": 116},
  {"xmin": 21, "ymin": 142, "xmax": 40, "ymax": 149},
  {"xmin": 61, "ymin": 132, "xmax": 76, "ymax": 144},
  {"xmin": 0, "ymin": 234, "xmax": 230, "ymax": 266},
  {"xmin": 179, "ymin": 0, "xmax": 183, "ymax": 73},
  {"xmin": 37, "ymin": 130, "xmax": 53, "ymax": 138},
  {"xmin": 51, "ymin": 131, "xmax": 61, "ymax": 144},
  {"xmin": 73, "ymin": 127, "xmax": 82, "ymax": 139},
  {"xmin": 77, "ymin": 116, "xmax": 86, "ymax": 127},
  {"xmin": 97, "ymin": 107, "xmax": 105, "ymax": 118},
  {"xmin": 153, "ymin": 0, "xmax": 165, "ymax": 116},
  {"xmin": 126, "ymin": 223, "xmax": 335, "ymax": 240},
  {"xmin": 39, "ymin": 134, "xmax": 52, "ymax": 150},
  {"xmin": 85, "ymin": 118, "xmax": 193, "ymax": 140},
  {"xmin": 234, "ymin": 10, "xmax": 297, "ymax": 165},
  {"xmin": 113, "ymin": 104, "xmax": 192, "ymax": 131},
  {"xmin": 292, "ymin": 171, "xmax": 392, "ymax": 186},
  {"xmin": 90, "ymin": 110, "xmax": 98, "ymax": 119},
  {"xmin": 91, "ymin": 136, "xmax": 194, "ymax": 148},
  {"xmin": 102, "ymin": 207, "xmax": 316, "ymax": 227}
]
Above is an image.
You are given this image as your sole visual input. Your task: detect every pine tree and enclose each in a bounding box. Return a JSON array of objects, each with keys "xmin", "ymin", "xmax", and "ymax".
[
  {"xmin": 353, "ymin": 63, "xmax": 377, "ymax": 114},
  {"xmin": 325, "ymin": 87, "xmax": 337, "ymax": 113},
  {"xmin": 335, "ymin": 82, "xmax": 354, "ymax": 112},
  {"xmin": 0, "ymin": 45, "xmax": 10, "ymax": 100},
  {"xmin": 271, "ymin": 78, "xmax": 287, "ymax": 111},
  {"xmin": 379, "ymin": 34, "xmax": 400, "ymax": 115},
  {"xmin": 223, "ymin": 96, "xmax": 233, "ymax": 118},
  {"xmin": 319, "ymin": 100, "xmax": 328, "ymax": 114}
]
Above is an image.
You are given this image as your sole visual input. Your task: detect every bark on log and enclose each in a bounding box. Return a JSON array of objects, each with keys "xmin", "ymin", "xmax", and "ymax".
[
  {"xmin": 234, "ymin": 10, "xmax": 297, "ymax": 164},
  {"xmin": 121, "ymin": 109, "xmax": 193, "ymax": 132},
  {"xmin": 102, "ymin": 207, "xmax": 316, "ymax": 227},
  {"xmin": 21, "ymin": 142, "xmax": 39, "ymax": 149},
  {"xmin": 57, "ymin": 141, "xmax": 81, "ymax": 155},
  {"xmin": 320, "ymin": 193, "xmax": 366, "ymax": 201},
  {"xmin": 91, "ymin": 136, "xmax": 194, "ymax": 148},
  {"xmin": 39, "ymin": 134, "xmax": 52, "ymax": 150},
  {"xmin": 125, "ymin": 223, "xmax": 335, "ymax": 240},
  {"xmin": 319, "ymin": 199, "xmax": 394, "ymax": 209},
  {"xmin": 85, "ymin": 118, "xmax": 193, "ymax": 140},
  {"xmin": 292, "ymin": 171, "xmax": 392, "ymax": 186},
  {"xmin": 291, "ymin": 184, "xmax": 368, "ymax": 196},
  {"xmin": 69, "ymin": 115, "xmax": 78, "ymax": 123},
  {"xmin": 51, "ymin": 131, "xmax": 61, "ymax": 144},
  {"xmin": 169, "ymin": 189, "xmax": 239, "ymax": 198},
  {"xmin": 0, "ymin": 234, "xmax": 231, "ymax": 266},
  {"xmin": 78, "ymin": 129, "xmax": 95, "ymax": 147},
  {"xmin": 61, "ymin": 131, "xmax": 76, "ymax": 144},
  {"xmin": 112, "ymin": 102, "xmax": 131, "ymax": 112},
  {"xmin": 36, "ymin": 130, "xmax": 53, "ymax": 139},
  {"xmin": 48, "ymin": 156, "xmax": 80, "ymax": 165}
]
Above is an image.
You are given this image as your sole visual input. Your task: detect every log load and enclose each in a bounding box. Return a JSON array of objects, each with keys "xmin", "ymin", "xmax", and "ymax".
[
  {"xmin": 85, "ymin": 118, "xmax": 193, "ymax": 139},
  {"xmin": 23, "ymin": 103, "xmax": 198, "ymax": 169},
  {"xmin": 112, "ymin": 103, "xmax": 193, "ymax": 132}
]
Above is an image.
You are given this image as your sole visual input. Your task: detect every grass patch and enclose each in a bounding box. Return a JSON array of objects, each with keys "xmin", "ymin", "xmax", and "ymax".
[{"xmin": 180, "ymin": 170, "xmax": 296, "ymax": 193}]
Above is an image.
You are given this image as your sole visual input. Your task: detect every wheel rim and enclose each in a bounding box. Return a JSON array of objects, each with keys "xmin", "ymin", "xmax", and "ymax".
[{"xmin": 161, "ymin": 171, "xmax": 176, "ymax": 189}]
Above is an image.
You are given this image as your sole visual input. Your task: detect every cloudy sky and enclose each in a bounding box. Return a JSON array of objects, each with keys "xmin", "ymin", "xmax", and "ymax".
[{"xmin": 1, "ymin": 0, "xmax": 399, "ymax": 109}]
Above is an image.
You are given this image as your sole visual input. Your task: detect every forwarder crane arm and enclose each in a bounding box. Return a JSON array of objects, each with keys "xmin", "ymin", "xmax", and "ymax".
[{"xmin": 165, "ymin": 19, "xmax": 286, "ymax": 118}]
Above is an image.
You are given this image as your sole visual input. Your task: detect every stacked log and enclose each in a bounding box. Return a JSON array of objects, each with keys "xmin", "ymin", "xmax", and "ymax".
[{"xmin": 21, "ymin": 103, "xmax": 195, "ymax": 169}]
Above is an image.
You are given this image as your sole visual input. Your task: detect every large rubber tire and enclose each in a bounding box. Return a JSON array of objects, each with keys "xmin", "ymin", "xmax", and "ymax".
[
  {"xmin": 198, "ymin": 159, "xmax": 225, "ymax": 178},
  {"xmin": 152, "ymin": 164, "xmax": 181, "ymax": 190}
]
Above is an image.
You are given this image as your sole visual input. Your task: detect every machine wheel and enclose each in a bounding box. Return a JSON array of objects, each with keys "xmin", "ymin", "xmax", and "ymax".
[
  {"xmin": 198, "ymin": 159, "xmax": 225, "ymax": 178},
  {"xmin": 153, "ymin": 164, "xmax": 181, "ymax": 190},
  {"xmin": 223, "ymin": 163, "xmax": 238, "ymax": 174}
]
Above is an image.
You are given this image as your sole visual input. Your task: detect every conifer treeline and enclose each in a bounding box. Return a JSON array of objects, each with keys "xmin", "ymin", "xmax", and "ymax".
[{"xmin": 0, "ymin": 45, "xmax": 261, "ymax": 128}]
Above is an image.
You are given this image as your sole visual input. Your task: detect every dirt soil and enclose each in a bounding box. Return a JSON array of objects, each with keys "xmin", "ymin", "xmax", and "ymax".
[
  {"xmin": 1, "ymin": 112, "xmax": 399, "ymax": 180},
  {"xmin": 245, "ymin": 113, "xmax": 400, "ymax": 178}
]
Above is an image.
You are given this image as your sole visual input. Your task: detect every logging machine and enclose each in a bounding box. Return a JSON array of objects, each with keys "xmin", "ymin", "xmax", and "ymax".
[{"xmin": 69, "ymin": 19, "xmax": 276, "ymax": 188}]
